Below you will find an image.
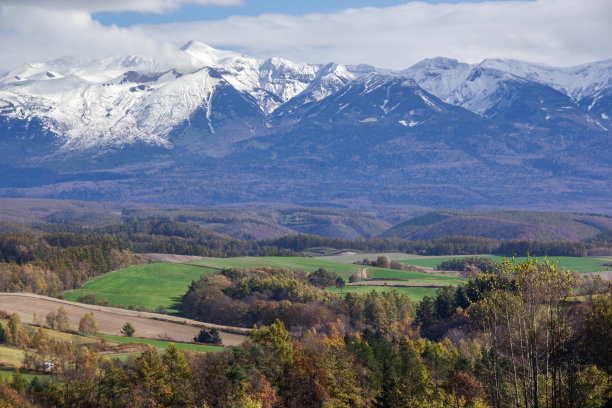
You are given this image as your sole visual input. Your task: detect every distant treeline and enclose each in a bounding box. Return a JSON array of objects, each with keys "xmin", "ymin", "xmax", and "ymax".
[
  {"xmin": 263, "ymin": 234, "xmax": 501, "ymax": 255},
  {"xmin": 263, "ymin": 233, "xmax": 612, "ymax": 257},
  {"xmin": 0, "ymin": 232, "xmax": 144, "ymax": 295},
  {"xmin": 0, "ymin": 219, "xmax": 611, "ymax": 296}
]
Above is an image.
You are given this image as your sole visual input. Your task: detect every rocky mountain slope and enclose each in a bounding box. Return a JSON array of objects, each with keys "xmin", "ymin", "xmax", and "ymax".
[{"xmin": 0, "ymin": 42, "xmax": 610, "ymax": 211}]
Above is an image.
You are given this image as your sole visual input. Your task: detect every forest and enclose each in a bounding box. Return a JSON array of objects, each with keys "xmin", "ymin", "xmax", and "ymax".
[
  {"xmin": 0, "ymin": 257, "xmax": 609, "ymax": 407},
  {"xmin": 1, "ymin": 218, "xmax": 610, "ymax": 298},
  {"xmin": 0, "ymin": 219, "xmax": 610, "ymax": 407}
]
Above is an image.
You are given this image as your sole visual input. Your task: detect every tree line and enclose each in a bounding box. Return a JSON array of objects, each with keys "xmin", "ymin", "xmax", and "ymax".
[{"xmin": 1, "ymin": 258, "xmax": 610, "ymax": 407}]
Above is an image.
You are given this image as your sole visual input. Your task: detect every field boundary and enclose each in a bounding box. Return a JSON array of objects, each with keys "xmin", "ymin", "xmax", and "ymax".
[
  {"xmin": 139, "ymin": 253, "xmax": 213, "ymax": 263},
  {"xmin": 0, "ymin": 293, "xmax": 251, "ymax": 335},
  {"xmin": 347, "ymin": 281, "xmax": 448, "ymax": 288}
]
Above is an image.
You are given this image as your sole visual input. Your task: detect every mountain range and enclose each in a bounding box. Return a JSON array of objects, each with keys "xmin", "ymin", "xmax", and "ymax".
[{"xmin": 0, "ymin": 41, "xmax": 610, "ymax": 212}]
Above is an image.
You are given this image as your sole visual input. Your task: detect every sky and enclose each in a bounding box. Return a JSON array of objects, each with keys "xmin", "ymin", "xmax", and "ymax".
[{"xmin": 0, "ymin": 0, "xmax": 611, "ymax": 73}]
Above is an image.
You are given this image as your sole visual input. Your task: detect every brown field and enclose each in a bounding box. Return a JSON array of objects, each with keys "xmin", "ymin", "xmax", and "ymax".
[
  {"xmin": 139, "ymin": 253, "xmax": 212, "ymax": 263},
  {"xmin": 583, "ymin": 270, "xmax": 612, "ymax": 281},
  {"xmin": 0, "ymin": 293, "xmax": 246, "ymax": 346}
]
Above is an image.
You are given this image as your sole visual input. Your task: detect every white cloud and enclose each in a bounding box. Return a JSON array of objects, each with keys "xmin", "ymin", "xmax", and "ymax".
[
  {"xmin": 0, "ymin": 0, "xmax": 610, "ymax": 73},
  {"xmin": 0, "ymin": 6, "xmax": 192, "ymax": 72},
  {"xmin": 143, "ymin": 0, "xmax": 612, "ymax": 68},
  {"xmin": 0, "ymin": 0, "xmax": 242, "ymax": 13}
]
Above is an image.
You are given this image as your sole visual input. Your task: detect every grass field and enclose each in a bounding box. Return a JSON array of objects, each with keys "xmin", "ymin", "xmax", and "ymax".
[
  {"xmin": 397, "ymin": 255, "xmax": 612, "ymax": 274},
  {"xmin": 0, "ymin": 346, "xmax": 24, "ymax": 367},
  {"xmin": 97, "ymin": 334, "xmax": 223, "ymax": 353},
  {"xmin": 103, "ymin": 352, "xmax": 140, "ymax": 361},
  {"xmin": 317, "ymin": 252, "xmax": 426, "ymax": 263},
  {"xmin": 64, "ymin": 263, "xmax": 217, "ymax": 313},
  {"xmin": 326, "ymin": 286, "xmax": 439, "ymax": 300},
  {"xmin": 62, "ymin": 257, "xmax": 463, "ymax": 311},
  {"xmin": 0, "ymin": 368, "xmax": 47, "ymax": 382},
  {"xmin": 185, "ymin": 256, "xmax": 460, "ymax": 282}
]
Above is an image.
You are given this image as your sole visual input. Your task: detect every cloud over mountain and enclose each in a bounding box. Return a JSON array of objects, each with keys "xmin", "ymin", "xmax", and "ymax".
[{"xmin": 1, "ymin": 0, "xmax": 611, "ymax": 72}]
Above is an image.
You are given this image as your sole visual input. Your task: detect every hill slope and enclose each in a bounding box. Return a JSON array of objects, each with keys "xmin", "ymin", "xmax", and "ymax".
[{"xmin": 382, "ymin": 210, "xmax": 612, "ymax": 241}]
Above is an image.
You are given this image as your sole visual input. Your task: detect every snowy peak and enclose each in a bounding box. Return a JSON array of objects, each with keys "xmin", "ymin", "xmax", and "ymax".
[
  {"xmin": 403, "ymin": 57, "xmax": 612, "ymax": 118},
  {"xmin": 477, "ymin": 58, "xmax": 612, "ymax": 99},
  {"xmin": 258, "ymin": 57, "xmax": 318, "ymax": 103},
  {"xmin": 0, "ymin": 43, "xmax": 610, "ymax": 154},
  {"xmin": 403, "ymin": 57, "xmax": 472, "ymax": 103},
  {"xmin": 181, "ymin": 40, "xmax": 249, "ymax": 68}
]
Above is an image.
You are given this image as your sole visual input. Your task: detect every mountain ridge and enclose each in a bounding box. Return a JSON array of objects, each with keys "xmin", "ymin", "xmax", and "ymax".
[{"xmin": 0, "ymin": 42, "xmax": 610, "ymax": 211}]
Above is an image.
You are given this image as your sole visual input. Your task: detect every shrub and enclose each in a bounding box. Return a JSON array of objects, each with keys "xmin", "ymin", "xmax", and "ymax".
[
  {"xmin": 77, "ymin": 293, "xmax": 99, "ymax": 305},
  {"xmin": 120, "ymin": 322, "xmax": 135, "ymax": 337},
  {"xmin": 193, "ymin": 327, "xmax": 222, "ymax": 345}
]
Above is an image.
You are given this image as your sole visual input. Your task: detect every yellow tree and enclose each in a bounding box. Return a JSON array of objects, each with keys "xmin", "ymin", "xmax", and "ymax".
[{"xmin": 78, "ymin": 312, "xmax": 98, "ymax": 335}]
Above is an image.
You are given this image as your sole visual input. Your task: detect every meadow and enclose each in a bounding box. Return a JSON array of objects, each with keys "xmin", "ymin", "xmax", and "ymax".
[
  {"xmin": 0, "ymin": 368, "xmax": 47, "ymax": 382},
  {"xmin": 62, "ymin": 257, "xmax": 463, "ymax": 315},
  {"xmin": 0, "ymin": 346, "xmax": 25, "ymax": 367},
  {"xmin": 396, "ymin": 255, "xmax": 612, "ymax": 274},
  {"xmin": 63, "ymin": 263, "xmax": 217, "ymax": 313},
  {"xmin": 62, "ymin": 254, "xmax": 611, "ymax": 317},
  {"xmin": 185, "ymin": 256, "xmax": 461, "ymax": 282},
  {"xmin": 96, "ymin": 334, "xmax": 223, "ymax": 353}
]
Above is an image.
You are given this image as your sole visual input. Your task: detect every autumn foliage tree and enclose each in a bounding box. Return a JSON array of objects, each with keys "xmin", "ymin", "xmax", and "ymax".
[{"xmin": 78, "ymin": 312, "xmax": 98, "ymax": 335}]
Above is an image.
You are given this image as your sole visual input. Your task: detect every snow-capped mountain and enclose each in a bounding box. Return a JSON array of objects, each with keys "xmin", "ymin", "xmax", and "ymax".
[
  {"xmin": 0, "ymin": 42, "xmax": 610, "ymax": 211},
  {"xmin": 0, "ymin": 41, "xmax": 350, "ymax": 150},
  {"xmin": 1, "ymin": 41, "xmax": 609, "ymax": 152},
  {"xmin": 402, "ymin": 57, "xmax": 612, "ymax": 127}
]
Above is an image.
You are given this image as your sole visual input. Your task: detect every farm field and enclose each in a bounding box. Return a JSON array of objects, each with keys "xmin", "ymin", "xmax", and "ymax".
[
  {"xmin": 317, "ymin": 252, "xmax": 455, "ymax": 263},
  {"xmin": 396, "ymin": 255, "xmax": 612, "ymax": 274},
  {"xmin": 320, "ymin": 252, "xmax": 612, "ymax": 274},
  {"xmin": 64, "ymin": 263, "xmax": 217, "ymax": 313},
  {"xmin": 0, "ymin": 294, "xmax": 246, "ymax": 346},
  {"xmin": 103, "ymin": 352, "xmax": 139, "ymax": 361},
  {"xmin": 62, "ymin": 257, "xmax": 464, "ymax": 312},
  {"xmin": 96, "ymin": 334, "xmax": 223, "ymax": 353},
  {"xmin": 185, "ymin": 256, "xmax": 460, "ymax": 282},
  {"xmin": 0, "ymin": 346, "xmax": 25, "ymax": 367},
  {"xmin": 0, "ymin": 368, "xmax": 47, "ymax": 382}
]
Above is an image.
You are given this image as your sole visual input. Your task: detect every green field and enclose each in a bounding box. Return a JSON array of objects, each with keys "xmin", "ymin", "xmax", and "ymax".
[
  {"xmin": 97, "ymin": 334, "xmax": 223, "ymax": 353},
  {"xmin": 64, "ymin": 257, "xmax": 466, "ymax": 312},
  {"xmin": 185, "ymin": 256, "xmax": 460, "ymax": 283},
  {"xmin": 317, "ymin": 252, "xmax": 421, "ymax": 263},
  {"xmin": 103, "ymin": 352, "xmax": 140, "ymax": 361},
  {"xmin": 64, "ymin": 263, "xmax": 217, "ymax": 313},
  {"xmin": 0, "ymin": 368, "xmax": 47, "ymax": 382},
  {"xmin": 397, "ymin": 255, "xmax": 612, "ymax": 274},
  {"xmin": 326, "ymin": 286, "xmax": 440, "ymax": 300}
]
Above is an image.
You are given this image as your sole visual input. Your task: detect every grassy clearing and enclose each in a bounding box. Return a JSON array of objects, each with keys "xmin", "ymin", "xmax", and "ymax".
[
  {"xmin": 326, "ymin": 286, "xmax": 439, "ymax": 300},
  {"xmin": 365, "ymin": 268, "xmax": 464, "ymax": 284},
  {"xmin": 397, "ymin": 255, "xmax": 612, "ymax": 274},
  {"xmin": 97, "ymin": 334, "xmax": 223, "ymax": 353},
  {"xmin": 63, "ymin": 257, "xmax": 463, "ymax": 312},
  {"xmin": 185, "ymin": 256, "xmax": 460, "ymax": 283},
  {"xmin": 64, "ymin": 263, "xmax": 217, "ymax": 313},
  {"xmin": 0, "ymin": 346, "xmax": 24, "ymax": 366},
  {"xmin": 186, "ymin": 256, "xmax": 363, "ymax": 278},
  {"xmin": 316, "ymin": 252, "xmax": 420, "ymax": 263},
  {"xmin": 0, "ymin": 368, "xmax": 47, "ymax": 382},
  {"xmin": 103, "ymin": 352, "xmax": 140, "ymax": 362}
]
